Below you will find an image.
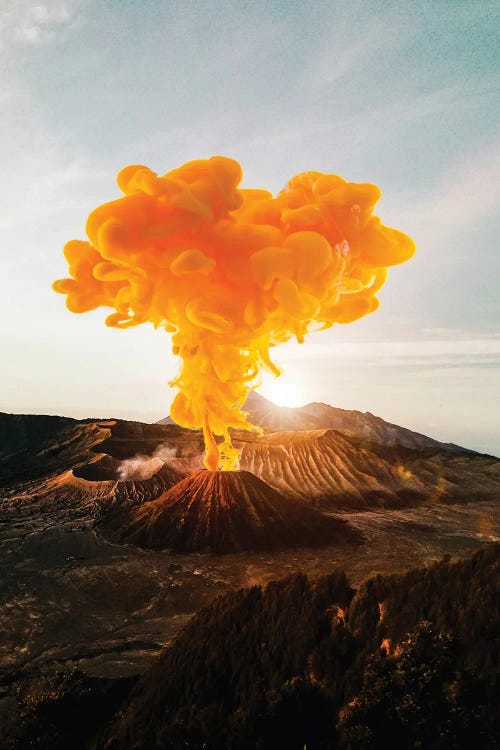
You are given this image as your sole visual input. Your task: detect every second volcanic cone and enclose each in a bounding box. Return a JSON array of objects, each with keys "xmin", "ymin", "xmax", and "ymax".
[{"xmin": 103, "ymin": 469, "xmax": 361, "ymax": 554}]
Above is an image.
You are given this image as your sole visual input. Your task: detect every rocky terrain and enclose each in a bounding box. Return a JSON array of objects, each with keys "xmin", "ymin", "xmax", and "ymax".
[
  {"xmin": 2, "ymin": 545, "xmax": 498, "ymax": 749},
  {"xmin": 103, "ymin": 469, "xmax": 360, "ymax": 553},
  {"xmin": 95, "ymin": 544, "xmax": 499, "ymax": 750},
  {"xmin": 235, "ymin": 428, "xmax": 500, "ymax": 507},
  {"xmin": 158, "ymin": 393, "xmax": 500, "ymax": 508},
  {"xmin": 0, "ymin": 397, "xmax": 498, "ymax": 749}
]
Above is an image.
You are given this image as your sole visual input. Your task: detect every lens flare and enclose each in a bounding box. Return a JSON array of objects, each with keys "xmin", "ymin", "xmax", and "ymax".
[{"xmin": 53, "ymin": 156, "xmax": 415, "ymax": 471}]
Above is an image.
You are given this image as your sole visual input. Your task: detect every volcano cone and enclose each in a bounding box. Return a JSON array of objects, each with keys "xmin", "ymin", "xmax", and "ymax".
[{"xmin": 104, "ymin": 469, "xmax": 360, "ymax": 554}]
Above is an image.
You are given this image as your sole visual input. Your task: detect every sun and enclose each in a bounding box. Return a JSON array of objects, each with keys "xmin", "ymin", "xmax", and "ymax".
[{"xmin": 258, "ymin": 374, "xmax": 307, "ymax": 408}]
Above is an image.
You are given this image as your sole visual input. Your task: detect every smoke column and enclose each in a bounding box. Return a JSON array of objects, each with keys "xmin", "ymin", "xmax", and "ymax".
[{"xmin": 53, "ymin": 156, "xmax": 415, "ymax": 471}]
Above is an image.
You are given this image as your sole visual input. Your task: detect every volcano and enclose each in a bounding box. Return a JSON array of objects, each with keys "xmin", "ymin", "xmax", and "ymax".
[
  {"xmin": 0, "ymin": 408, "xmax": 498, "ymax": 746},
  {"xmin": 104, "ymin": 469, "xmax": 359, "ymax": 554}
]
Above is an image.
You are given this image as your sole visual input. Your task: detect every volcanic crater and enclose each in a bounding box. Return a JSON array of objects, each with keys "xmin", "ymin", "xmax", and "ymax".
[{"xmin": 0, "ymin": 399, "xmax": 498, "ymax": 736}]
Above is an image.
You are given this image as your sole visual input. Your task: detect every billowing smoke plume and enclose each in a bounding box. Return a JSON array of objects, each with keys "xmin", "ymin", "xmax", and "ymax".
[
  {"xmin": 118, "ymin": 444, "xmax": 177, "ymax": 481},
  {"xmin": 53, "ymin": 156, "xmax": 415, "ymax": 471}
]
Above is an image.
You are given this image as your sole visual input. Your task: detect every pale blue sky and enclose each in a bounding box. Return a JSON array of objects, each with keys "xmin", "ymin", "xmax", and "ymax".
[{"xmin": 1, "ymin": 1, "xmax": 499, "ymax": 453}]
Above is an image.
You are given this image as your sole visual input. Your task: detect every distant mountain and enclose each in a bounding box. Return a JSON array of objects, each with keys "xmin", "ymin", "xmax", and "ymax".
[
  {"xmin": 1, "ymin": 410, "xmax": 499, "ymax": 513},
  {"xmin": 247, "ymin": 391, "xmax": 468, "ymax": 451},
  {"xmin": 156, "ymin": 393, "xmax": 499, "ymax": 507},
  {"xmin": 103, "ymin": 469, "xmax": 360, "ymax": 553},
  {"xmin": 158, "ymin": 391, "xmax": 468, "ymax": 452}
]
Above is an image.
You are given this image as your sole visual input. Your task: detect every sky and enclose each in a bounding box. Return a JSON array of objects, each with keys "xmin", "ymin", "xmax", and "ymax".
[{"xmin": 0, "ymin": 0, "xmax": 499, "ymax": 454}]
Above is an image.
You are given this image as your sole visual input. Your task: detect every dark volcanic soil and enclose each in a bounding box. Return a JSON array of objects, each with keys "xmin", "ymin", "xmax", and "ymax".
[
  {"xmin": 103, "ymin": 469, "xmax": 360, "ymax": 553},
  {"xmin": 0, "ymin": 410, "xmax": 498, "ymax": 749}
]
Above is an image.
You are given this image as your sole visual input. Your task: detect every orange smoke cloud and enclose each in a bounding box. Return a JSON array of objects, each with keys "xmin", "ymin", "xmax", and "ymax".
[{"xmin": 53, "ymin": 156, "xmax": 415, "ymax": 471}]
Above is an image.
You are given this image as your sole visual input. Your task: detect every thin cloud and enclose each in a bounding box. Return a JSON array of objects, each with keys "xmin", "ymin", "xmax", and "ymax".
[
  {"xmin": 0, "ymin": 1, "xmax": 85, "ymax": 47},
  {"xmin": 275, "ymin": 337, "xmax": 500, "ymax": 364},
  {"xmin": 304, "ymin": 5, "xmax": 413, "ymax": 90},
  {"xmin": 0, "ymin": 75, "xmax": 107, "ymax": 233},
  {"xmin": 384, "ymin": 133, "xmax": 500, "ymax": 251}
]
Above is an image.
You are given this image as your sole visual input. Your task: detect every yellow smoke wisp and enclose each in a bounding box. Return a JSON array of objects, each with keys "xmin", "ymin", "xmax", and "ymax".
[{"xmin": 53, "ymin": 156, "xmax": 415, "ymax": 471}]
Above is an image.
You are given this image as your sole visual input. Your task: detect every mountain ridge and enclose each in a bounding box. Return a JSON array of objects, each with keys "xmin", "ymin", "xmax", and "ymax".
[
  {"xmin": 1, "ymin": 406, "xmax": 499, "ymax": 512},
  {"xmin": 158, "ymin": 390, "xmax": 474, "ymax": 454}
]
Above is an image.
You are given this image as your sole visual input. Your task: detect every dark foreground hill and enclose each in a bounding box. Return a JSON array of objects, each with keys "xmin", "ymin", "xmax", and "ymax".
[
  {"xmin": 103, "ymin": 469, "xmax": 360, "ymax": 553},
  {"xmin": 3, "ymin": 545, "xmax": 498, "ymax": 749},
  {"xmin": 95, "ymin": 544, "xmax": 498, "ymax": 750}
]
